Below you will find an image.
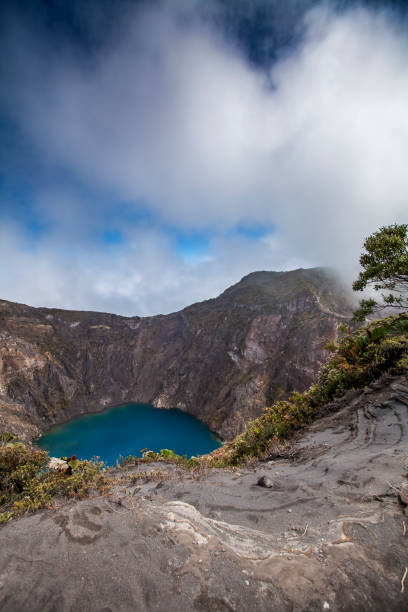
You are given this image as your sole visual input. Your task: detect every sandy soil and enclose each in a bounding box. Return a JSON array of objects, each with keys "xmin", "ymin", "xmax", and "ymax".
[{"xmin": 1, "ymin": 375, "xmax": 408, "ymax": 611}]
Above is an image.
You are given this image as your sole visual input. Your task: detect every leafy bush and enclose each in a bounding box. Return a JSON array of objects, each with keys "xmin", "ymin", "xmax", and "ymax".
[{"xmin": 0, "ymin": 441, "xmax": 111, "ymax": 525}]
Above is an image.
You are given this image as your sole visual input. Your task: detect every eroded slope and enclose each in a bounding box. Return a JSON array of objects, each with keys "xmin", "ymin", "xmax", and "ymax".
[{"xmin": 1, "ymin": 375, "xmax": 407, "ymax": 611}]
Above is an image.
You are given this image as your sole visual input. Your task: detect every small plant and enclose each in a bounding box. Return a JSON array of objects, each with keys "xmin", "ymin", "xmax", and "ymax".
[
  {"xmin": 323, "ymin": 340, "xmax": 338, "ymax": 353},
  {"xmin": 160, "ymin": 448, "xmax": 177, "ymax": 459},
  {"xmin": 0, "ymin": 512, "xmax": 13, "ymax": 525},
  {"xmin": 149, "ymin": 467, "xmax": 167, "ymax": 482},
  {"xmin": 118, "ymin": 454, "xmax": 138, "ymax": 467},
  {"xmin": 127, "ymin": 471, "xmax": 148, "ymax": 485},
  {"xmin": 0, "ymin": 433, "xmax": 17, "ymax": 446}
]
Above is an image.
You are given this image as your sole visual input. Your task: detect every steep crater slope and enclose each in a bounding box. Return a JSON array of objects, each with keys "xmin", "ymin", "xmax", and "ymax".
[
  {"xmin": 1, "ymin": 375, "xmax": 408, "ymax": 611},
  {"xmin": 0, "ymin": 268, "xmax": 353, "ymax": 441}
]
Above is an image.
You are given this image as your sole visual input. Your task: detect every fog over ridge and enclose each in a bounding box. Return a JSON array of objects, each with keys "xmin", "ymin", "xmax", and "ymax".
[{"xmin": 0, "ymin": 0, "xmax": 406, "ymax": 315}]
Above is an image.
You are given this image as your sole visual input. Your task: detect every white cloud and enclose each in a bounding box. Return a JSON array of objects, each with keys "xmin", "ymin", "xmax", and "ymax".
[
  {"xmin": 0, "ymin": 3, "xmax": 407, "ymax": 313},
  {"xmin": 0, "ymin": 222, "xmax": 300, "ymax": 315}
]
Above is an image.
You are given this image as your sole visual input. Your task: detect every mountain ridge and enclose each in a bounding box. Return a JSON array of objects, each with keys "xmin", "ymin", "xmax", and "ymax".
[{"xmin": 0, "ymin": 267, "xmax": 354, "ymax": 442}]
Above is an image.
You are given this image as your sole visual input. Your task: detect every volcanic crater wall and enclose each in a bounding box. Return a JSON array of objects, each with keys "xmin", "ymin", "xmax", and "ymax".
[{"xmin": 0, "ymin": 268, "xmax": 353, "ymax": 441}]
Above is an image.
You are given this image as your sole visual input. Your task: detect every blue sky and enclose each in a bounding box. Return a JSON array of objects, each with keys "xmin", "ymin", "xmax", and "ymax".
[{"xmin": 0, "ymin": 0, "xmax": 407, "ymax": 315}]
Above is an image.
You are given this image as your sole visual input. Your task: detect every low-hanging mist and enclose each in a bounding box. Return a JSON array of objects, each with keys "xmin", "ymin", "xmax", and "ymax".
[{"xmin": 0, "ymin": 0, "xmax": 407, "ymax": 315}]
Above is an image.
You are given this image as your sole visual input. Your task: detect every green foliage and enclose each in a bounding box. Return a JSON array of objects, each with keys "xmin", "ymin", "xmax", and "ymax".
[
  {"xmin": 0, "ymin": 512, "xmax": 13, "ymax": 525},
  {"xmin": 0, "ymin": 442, "xmax": 111, "ymax": 525},
  {"xmin": 337, "ymin": 322, "xmax": 348, "ymax": 335},
  {"xmin": 118, "ymin": 447, "xmax": 203, "ymax": 470},
  {"xmin": 353, "ymin": 224, "xmax": 408, "ymax": 320},
  {"xmin": 159, "ymin": 448, "xmax": 177, "ymax": 459},
  {"xmin": 323, "ymin": 340, "xmax": 338, "ymax": 353},
  {"xmin": 0, "ymin": 443, "xmax": 48, "ymax": 505},
  {"xmin": 206, "ymin": 313, "xmax": 408, "ymax": 467},
  {"xmin": 353, "ymin": 299, "xmax": 377, "ymax": 323},
  {"xmin": 138, "ymin": 448, "xmax": 196, "ymax": 467},
  {"xmin": 0, "ymin": 433, "xmax": 17, "ymax": 446}
]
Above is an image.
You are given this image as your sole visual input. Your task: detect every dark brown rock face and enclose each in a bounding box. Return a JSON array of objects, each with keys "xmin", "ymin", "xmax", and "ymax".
[{"xmin": 0, "ymin": 267, "xmax": 353, "ymax": 441}]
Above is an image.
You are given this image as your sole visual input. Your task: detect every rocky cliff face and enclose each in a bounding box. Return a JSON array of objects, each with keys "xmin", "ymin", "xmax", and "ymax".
[{"xmin": 0, "ymin": 267, "xmax": 353, "ymax": 441}]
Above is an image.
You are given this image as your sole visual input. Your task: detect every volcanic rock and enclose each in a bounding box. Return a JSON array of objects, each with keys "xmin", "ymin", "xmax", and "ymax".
[
  {"xmin": 257, "ymin": 476, "xmax": 273, "ymax": 488},
  {"xmin": 0, "ymin": 267, "xmax": 353, "ymax": 441}
]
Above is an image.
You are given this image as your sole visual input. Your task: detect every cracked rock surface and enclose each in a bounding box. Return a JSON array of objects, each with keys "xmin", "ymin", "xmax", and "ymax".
[{"xmin": 1, "ymin": 375, "xmax": 408, "ymax": 611}]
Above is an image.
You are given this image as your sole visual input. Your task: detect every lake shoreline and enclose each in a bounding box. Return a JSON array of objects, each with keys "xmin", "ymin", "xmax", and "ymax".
[{"xmin": 35, "ymin": 402, "xmax": 222, "ymax": 465}]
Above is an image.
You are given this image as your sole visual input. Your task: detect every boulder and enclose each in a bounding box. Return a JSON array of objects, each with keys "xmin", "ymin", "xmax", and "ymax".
[{"xmin": 257, "ymin": 475, "xmax": 273, "ymax": 488}]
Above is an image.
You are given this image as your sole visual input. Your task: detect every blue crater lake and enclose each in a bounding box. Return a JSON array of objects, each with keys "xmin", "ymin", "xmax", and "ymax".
[{"xmin": 36, "ymin": 403, "xmax": 222, "ymax": 466}]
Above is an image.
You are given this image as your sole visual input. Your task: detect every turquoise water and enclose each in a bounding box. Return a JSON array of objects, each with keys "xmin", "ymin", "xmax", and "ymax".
[{"xmin": 36, "ymin": 403, "xmax": 221, "ymax": 465}]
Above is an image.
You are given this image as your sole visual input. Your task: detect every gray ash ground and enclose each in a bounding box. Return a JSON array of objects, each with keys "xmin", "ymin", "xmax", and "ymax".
[{"xmin": 1, "ymin": 375, "xmax": 408, "ymax": 611}]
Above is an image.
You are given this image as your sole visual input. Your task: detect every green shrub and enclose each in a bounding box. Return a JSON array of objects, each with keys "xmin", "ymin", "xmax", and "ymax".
[
  {"xmin": 0, "ymin": 440, "xmax": 111, "ymax": 525},
  {"xmin": 0, "ymin": 433, "xmax": 17, "ymax": 445},
  {"xmin": 118, "ymin": 447, "xmax": 204, "ymax": 470},
  {"xmin": 205, "ymin": 312, "xmax": 408, "ymax": 467}
]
